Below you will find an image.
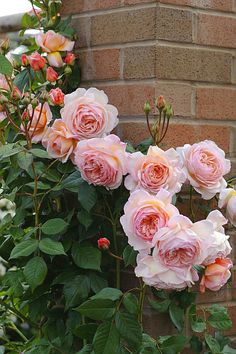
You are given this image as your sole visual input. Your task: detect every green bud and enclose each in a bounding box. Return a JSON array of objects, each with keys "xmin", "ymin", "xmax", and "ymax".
[
  {"xmin": 144, "ymin": 101, "xmax": 151, "ymax": 115},
  {"xmin": 31, "ymin": 98, "xmax": 39, "ymax": 108},
  {"xmin": 64, "ymin": 66, "xmax": 72, "ymax": 75}
]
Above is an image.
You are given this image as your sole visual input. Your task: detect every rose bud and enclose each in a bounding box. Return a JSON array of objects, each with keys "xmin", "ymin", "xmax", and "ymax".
[
  {"xmin": 49, "ymin": 88, "xmax": 64, "ymax": 106},
  {"xmin": 11, "ymin": 86, "xmax": 22, "ymax": 100},
  {"xmin": 22, "ymin": 111, "xmax": 29, "ymax": 122},
  {"xmin": 28, "ymin": 52, "xmax": 46, "ymax": 71},
  {"xmin": 46, "ymin": 66, "xmax": 59, "ymax": 82},
  {"xmin": 156, "ymin": 95, "xmax": 166, "ymax": 110},
  {"xmin": 97, "ymin": 238, "xmax": 110, "ymax": 251},
  {"xmin": 64, "ymin": 66, "xmax": 72, "ymax": 75},
  {"xmin": 21, "ymin": 54, "xmax": 29, "ymax": 66},
  {"xmin": 64, "ymin": 53, "xmax": 76, "ymax": 66},
  {"xmin": 144, "ymin": 101, "xmax": 151, "ymax": 115}
]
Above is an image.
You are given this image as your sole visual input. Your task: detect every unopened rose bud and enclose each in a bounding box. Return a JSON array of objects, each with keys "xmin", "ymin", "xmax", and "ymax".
[
  {"xmin": 64, "ymin": 53, "xmax": 76, "ymax": 66},
  {"xmin": 22, "ymin": 96, "xmax": 31, "ymax": 105},
  {"xmin": 49, "ymin": 88, "xmax": 64, "ymax": 106},
  {"xmin": 97, "ymin": 237, "xmax": 110, "ymax": 251},
  {"xmin": 164, "ymin": 104, "xmax": 173, "ymax": 119},
  {"xmin": 21, "ymin": 54, "xmax": 29, "ymax": 66},
  {"xmin": 11, "ymin": 86, "xmax": 22, "ymax": 100},
  {"xmin": 0, "ymin": 38, "xmax": 10, "ymax": 53},
  {"xmin": 28, "ymin": 52, "xmax": 46, "ymax": 71},
  {"xmin": 156, "ymin": 95, "xmax": 166, "ymax": 110},
  {"xmin": 144, "ymin": 101, "xmax": 151, "ymax": 115},
  {"xmin": 0, "ymin": 95, "xmax": 8, "ymax": 104},
  {"xmin": 22, "ymin": 111, "xmax": 29, "ymax": 121},
  {"xmin": 46, "ymin": 66, "xmax": 59, "ymax": 82},
  {"xmin": 31, "ymin": 97, "xmax": 39, "ymax": 108},
  {"xmin": 40, "ymin": 90, "xmax": 49, "ymax": 102},
  {"xmin": 64, "ymin": 66, "xmax": 72, "ymax": 75}
]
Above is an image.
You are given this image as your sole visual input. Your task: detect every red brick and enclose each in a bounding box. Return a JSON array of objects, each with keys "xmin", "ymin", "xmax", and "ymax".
[
  {"xmin": 197, "ymin": 14, "xmax": 236, "ymax": 49},
  {"xmin": 156, "ymin": 46, "xmax": 232, "ymax": 83},
  {"xmin": 196, "ymin": 87, "xmax": 236, "ymax": 120},
  {"xmin": 62, "ymin": 0, "xmax": 120, "ymax": 15},
  {"xmin": 159, "ymin": 0, "xmax": 233, "ymax": 12},
  {"xmin": 96, "ymin": 84, "xmax": 155, "ymax": 116},
  {"xmin": 80, "ymin": 49, "xmax": 120, "ymax": 81},
  {"xmin": 124, "ymin": 46, "xmax": 155, "ymax": 79},
  {"xmin": 155, "ymin": 82, "xmax": 193, "ymax": 117},
  {"xmin": 124, "ymin": 0, "xmax": 152, "ymax": 3}
]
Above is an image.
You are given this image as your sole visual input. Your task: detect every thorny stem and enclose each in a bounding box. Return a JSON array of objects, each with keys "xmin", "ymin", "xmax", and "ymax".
[{"xmin": 138, "ymin": 279, "xmax": 146, "ymax": 325}]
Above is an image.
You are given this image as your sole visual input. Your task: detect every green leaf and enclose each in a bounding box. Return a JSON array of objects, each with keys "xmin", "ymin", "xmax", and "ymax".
[
  {"xmin": 17, "ymin": 150, "xmax": 33, "ymax": 170},
  {"xmin": 123, "ymin": 245, "xmax": 138, "ymax": 267},
  {"xmin": 14, "ymin": 68, "xmax": 32, "ymax": 91},
  {"xmin": 77, "ymin": 210, "xmax": 93, "ymax": 230},
  {"xmin": 0, "ymin": 54, "xmax": 13, "ymax": 76},
  {"xmin": 190, "ymin": 336, "xmax": 203, "ymax": 354},
  {"xmin": 78, "ymin": 181, "xmax": 97, "ymax": 212},
  {"xmin": 24, "ymin": 256, "xmax": 47, "ymax": 291},
  {"xmin": 149, "ymin": 299, "xmax": 171, "ymax": 313},
  {"xmin": 26, "ymin": 181, "xmax": 51, "ymax": 190},
  {"xmin": 77, "ymin": 345, "xmax": 93, "ymax": 354},
  {"xmin": 61, "ymin": 171, "xmax": 82, "ymax": 192},
  {"xmin": 91, "ymin": 288, "xmax": 123, "ymax": 301},
  {"xmin": 39, "ymin": 238, "xmax": 66, "ymax": 256},
  {"xmin": 115, "ymin": 312, "xmax": 142, "ymax": 350},
  {"xmin": 41, "ymin": 218, "xmax": 68, "ymax": 235},
  {"xmin": 90, "ymin": 272, "xmax": 108, "ymax": 293},
  {"xmin": 10, "ymin": 239, "xmax": 38, "ymax": 259},
  {"xmin": 123, "ymin": 293, "xmax": 139, "ymax": 314},
  {"xmin": 76, "ymin": 299, "xmax": 115, "ymax": 320},
  {"xmin": 191, "ymin": 317, "xmax": 206, "ymax": 333},
  {"xmin": 75, "ymin": 323, "xmax": 98, "ymax": 341},
  {"xmin": 63, "ymin": 275, "xmax": 90, "ymax": 309},
  {"xmin": 72, "ymin": 245, "xmax": 101, "ymax": 271},
  {"xmin": 205, "ymin": 333, "xmax": 221, "ymax": 354},
  {"xmin": 93, "ymin": 322, "xmax": 120, "ymax": 354},
  {"xmin": 0, "ymin": 144, "xmax": 23, "ymax": 159},
  {"xmin": 208, "ymin": 312, "xmax": 232, "ymax": 331},
  {"xmin": 169, "ymin": 302, "xmax": 184, "ymax": 332},
  {"xmin": 159, "ymin": 335, "xmax": 188, "ymax": 354},
  {"xmin": 30, "ymin": 148, "xmax": 51, "ymax": 159},
  {"xmin": 222, "ymin": 345, "xmax": 236, "ymax": 353}
]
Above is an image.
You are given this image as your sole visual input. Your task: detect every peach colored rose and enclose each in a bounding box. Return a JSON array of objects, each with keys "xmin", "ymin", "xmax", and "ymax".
[
  {"xmin": 177, "ymin": 141, "xmax": 231, "ymax": 200},
  {"xmin": 0, "ymin": 75, "xmax": 10, "ymax": 122},
  {"xmin": 42, "ymin": 119, "xmax": 76, "ymax": 163},
  {"xmin": 125, "ymin": 146, "xmax": 186, "ymax": 195},
  {"xmin": 73, "ymin": 134, "xmax": 127, "ymax": 189},
  {"xmin": 28, "ymin": 52, "xmax": 46, "ymax": 71},
  {"xmin": 36, "ymin": 30, "xmax": 74, "ymax": 68},
  {"xmin": 64, "ymin": 53, "xmax": 76, "ymax": 65},
  {"xmin": 61, "ymin": 88, "xmax": 118, "ymax": 141},
  {"xmin": 46, "ymin": 67, "xmax": 58, "ymax": 82},
  {"xmin": 219, "ymin": 188, "xmax": 236, "ymax": 227},
  {"xmin": 200, "ymin": 258, "xmax": 232, "ymax": 293},
  {"xmin": 120, "ymin": 189, "xmax": 179, "ymax": 252},
  {"xmin": 49, "ymin": 88, "xmax": 65, "ymax": 106},
  {"xmin": 22, "ymin": 103, "xmax": 52, "ymax": 143}
]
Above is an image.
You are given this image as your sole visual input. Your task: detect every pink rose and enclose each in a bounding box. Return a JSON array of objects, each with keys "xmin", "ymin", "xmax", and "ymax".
[
  {"xmin": 46, "ymin": 67, "xmax": 58, "ymax": 82},
  {"xmin": 61, "ymin": 88, "xmax": 118, "ymax": 141},
  {"xmin": 177, "ymin": 141, "xmax": 231, "ymax": 200},
  {"xmin": 22, "ymin": 103, "xmax": 52, "ymax": 143},
  {"xmin": 49, "ymin": 88, "xmax": 65, "ymax": 106},
  {"xmin": 200, "ymin": 258, "xmax": 232, "ymax": 293},
  {"xmin": 125, "ymin": 146, "xmax": 186, "ymax": 195},
  {"xmin": 219, "ymin": 188, "xmax": 236, "ymax": 227},
  {"xmin": 0, "ymin": 74, "xmax": 9, "ymax": 91},
  {"xmin": 28, "ymin": 52, "xmax": 47, "ymax": 71},
  {"xmin": 64, "ymin": 53, "xmax": 76, "ymax": 65},
  {"xmin": 73, "ymin": 134, "xmax": 127, "ymax": 189},
  {"xmin": 35, "ymin": 30, "xmax": 74, "ymax": 68},
  {"xmin": 42, "ymin": 119, "xmax": 77, "ymax": 163},
  {"xmin": 120, "ymin": 189, "xmax": 179, "ymax": 251}
]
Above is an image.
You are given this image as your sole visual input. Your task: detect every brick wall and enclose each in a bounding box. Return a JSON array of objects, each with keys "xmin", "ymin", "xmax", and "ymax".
[{"xmin": 64, "ymin": 0, "xmax": 236, "ymax": 343}]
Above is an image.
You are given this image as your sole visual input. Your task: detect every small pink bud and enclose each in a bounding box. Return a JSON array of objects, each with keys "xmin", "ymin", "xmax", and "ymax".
[
  {"xmin": 49, "ymin": 88, "xmax": 64, "ymax": 106},
  {"xmin": 11, "ymin": 86, "xmax": 22, "ymax": 100},
  {"xmin": 64, "ymin": 53, "xmax": 76, "ymax": 66},
  {"xmin": 46, "ymin": 66, "xmax": 59, "ymax": 82},
  {"xmin": 156, "ymin": 95, "xmax": 166, "ymax": 110},
  {"xmin": 21, "ymin": 54, "xmax": 29, "ymax": 66},
  {"xmin": 22, "ymin": 111, "xmax": 29, "ymax": 121},
  {"xmin": 28, "ymin": 52, "xmax": 46, "ymax": 71},
  {"xmin": 97, "ymin": 238, "xmax": 110, "ymax": 251}
]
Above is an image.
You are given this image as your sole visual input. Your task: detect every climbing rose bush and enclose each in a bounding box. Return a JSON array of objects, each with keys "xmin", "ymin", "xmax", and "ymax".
[{"xmin": 0, "ymin": 1, "xmax": 235, "ymax": 353}]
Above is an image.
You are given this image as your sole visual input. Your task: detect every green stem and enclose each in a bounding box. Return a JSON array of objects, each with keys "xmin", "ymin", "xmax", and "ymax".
[
  {"xmin": 112, "ymin": 221, "xmax": 120, "ymax": 289},
  {"xmin": 138, "ymin": 280, "xmax": 146, "ymax": 325},
  {"xmin": 9, "ymin": 322, "xmax": 28, "ymax": 342},
  {"xmin": 189, "ymin": 186, "xmax": 195, "ymax": 222}
]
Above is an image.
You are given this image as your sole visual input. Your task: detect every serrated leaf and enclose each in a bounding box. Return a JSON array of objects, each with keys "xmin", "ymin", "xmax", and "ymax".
[
  {"xmin": 63, "ymin": 275, "xmax": 90, "ymax": 309},
  {"xmin": 149, "ymin": 299, "xmax": 171, "ymax": 313},
  {"xmin": 123, "ymin": 293, "xmax": 139, "ymax": 314},
  {"xmin": 0, "ymin": 55, "xmax": 13, "ymax": 76},
  {"xmin": 75, "ymin": 323, "xmax": 98, "ymax": 341},
  {"xmin": 10, "ymin": 239, "xmax": 38, "ymax": 259},
  {"xmin": 90, "ymin": 273, "xmax": 108, "ymax": 293},
  {"xmin": 24, "ymin": 256, "xmax": 47, "ymax": 291},
  {"xmin": 159, "ymin": 335, "xmax": 187, "ymax": 354},
  {"xmin": 39, "ymin": 238, "xmax": 66, "ymax": 256},
  {"xmin": 115, "ymin": 312, "xmax": 142, "ymax": 350},
  {"xmin": 72, "ymin": 245, "xmax": 101, "ymax": 271},
  {"xmin": 169, "ymin": 302, "xmax": 184, "ymax": 332},
  {"xmin": 41, "ymin": 218, "xmax": 67, "ymax": 235},
  {"xmin": 77, "ymin": 210, "xmax": 93, "ymax": 230},
  {"xmin": 93, "ymin": 322, "xmax": 120, "ymax": 354},
  {"xmin": 123, "ymin": 245, "xmax": 138, "ymax": 267},
  {"xmin": 78, "ymin": 182, "xmax": 97, "ymax": 212},
  {"xmin": 76, "ymin": 299, "xmax": 115, "ymax": 320},
  {"xmin": 30, "ymin": 148, "xmax": 51, "ymax": 159},
  {"xmin": 91, "ymin": 288, "xmax": 123, "ymax": 301}
]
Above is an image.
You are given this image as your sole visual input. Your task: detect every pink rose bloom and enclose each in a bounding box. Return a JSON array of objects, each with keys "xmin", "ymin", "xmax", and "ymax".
[
  {"xmin": 192, "ymin": 210, "xmax": 231, "ymax": 266},
  {"xmin": 219, "ymin": 188, "xmax": 236, "ymax": 227},
  {"xmin": 49, "ymin": 88, "xmax": 65, "ymax": 106},
  {"xmin": 0, "ymin": 74, "xmax": 10, "ymax": 122},
  {"xmin": 42, "ymin": 119, "xmax": 77, "ymax": 163},
  {"xmin": 22, "ymin": 103, "xmax": 52, "ymax": 143},
  {"xmin": 35, "ymin": 30, "xmax": 74, "ymax": 68},
  {"xmin": 61, "ymin": 88, "xmax": 118, "ymax": 141},
  {"xmin": 120, "ymin": 189, "xmax": 179, "ymax": 252},
  {"xmin": 28, "ymin": 52, "xmax": 47, "ymax": 71},
  {"xmin": 200, "ymin": 258, "xmax": 232, "ymax": 293},
  {"xmin": 125, "ymin": 146, "xmax": 186, "ymax": 195},
  {"xmin": 135, "ymin": 253, "xmax": 198, "ymax": 290},
  {"xmin": 177, "ymin": 140, "xmax": 231, "ymax": 200},
  {"xmin": 73, "ymin": 134, "xmax": 127, "ymax": 189}
]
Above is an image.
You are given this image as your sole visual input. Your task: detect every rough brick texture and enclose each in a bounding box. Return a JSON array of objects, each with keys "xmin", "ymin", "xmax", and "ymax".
[{"xmin": 60, "ymin": 0, "xmax": 236, "ymax": 339}]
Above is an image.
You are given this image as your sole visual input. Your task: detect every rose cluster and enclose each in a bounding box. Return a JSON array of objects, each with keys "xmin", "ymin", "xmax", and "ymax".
[{"xmin": 31, "ymin": 78, "xmax": 233, "ymax": 293}]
